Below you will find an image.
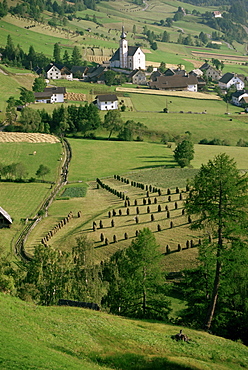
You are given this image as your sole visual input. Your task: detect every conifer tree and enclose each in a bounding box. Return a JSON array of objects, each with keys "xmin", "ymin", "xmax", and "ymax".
[{"xmin": 185, "ymin": 153, "xmax": 248, "ymax": 331}]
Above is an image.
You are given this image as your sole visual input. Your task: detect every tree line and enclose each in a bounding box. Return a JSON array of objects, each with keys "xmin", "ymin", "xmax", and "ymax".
[
  {"xmin": 1, "ymin": 154, "xmax": 248, "ymax": 344},
  {"xmin": 0, "ymin": 163, "xmax": 50, "ymax": 182},
  {"xmin": 1, "ymin": 35, "xmax": 85, "ymax": 70}
]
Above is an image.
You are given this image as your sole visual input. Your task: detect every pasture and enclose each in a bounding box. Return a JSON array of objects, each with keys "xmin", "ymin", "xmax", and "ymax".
[
  {"xmin": 0, "ymin": 140, "xmax": 62, "ymax": 181},
  {"xmin": 0, "ymin": 137, "xmax": 62, "ymax": 252}
]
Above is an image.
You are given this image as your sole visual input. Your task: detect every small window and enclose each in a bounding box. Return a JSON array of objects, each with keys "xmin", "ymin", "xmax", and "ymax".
[
  {"xmin": 111, "ymin": 105, "xmax": 113, "ymax": 109},
  {"xmin": 105, "ymin": 106, "xmax": 107, "ymax": 109},
  {"xmin": 105, "ymin": 101, "xmax": 107, "ymax": 104}
]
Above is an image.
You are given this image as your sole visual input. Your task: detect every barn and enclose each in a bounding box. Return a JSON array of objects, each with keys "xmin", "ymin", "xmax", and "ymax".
[{"xmin": 0, "ymin": 207, "xmax": 13, "ymax": 228}]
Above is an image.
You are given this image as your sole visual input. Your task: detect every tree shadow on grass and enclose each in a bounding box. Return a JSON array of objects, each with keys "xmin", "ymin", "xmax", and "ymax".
[{"xmin": 92, "ymin": 353, "xmax": 194, "ymax": 370}]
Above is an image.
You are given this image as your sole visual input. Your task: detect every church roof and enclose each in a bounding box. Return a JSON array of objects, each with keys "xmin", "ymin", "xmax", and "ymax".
[
  {"xmin": 110, "ymin": 46, "xmax": 140, "ymax": 62},
  {"xmin": 110, "ymin": 49, "xmax": 119, "ymax": 62}
]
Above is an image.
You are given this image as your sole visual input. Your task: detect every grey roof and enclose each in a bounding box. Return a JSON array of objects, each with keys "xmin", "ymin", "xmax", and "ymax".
[
  {"xmin": 232, "ymin": 90, "xmax": 248, "ymax": 98},
  {"xmin": 44, "ymin": 87, "xmax": 66, "ymax": 94},
  {"xmin": 219, "ymin": 73, "xmax": 235, "ymax": 83},
  {"xmin": 150, "ymin": 75, "xmax": 198, "ymax": 90},
  {"xmin": 0, "ymin": 207, "xmax": 12, "ymax": 224},
  {"xmin": 128, "ymin": 46, "xmax": 139, "ymax": 56},
  {"xmin": 34, "ymin": 87, "xmax": 66, "ymax": 99},
  {"xmin": 110, "ymin": 49, "xmax": 119, "ymax": 62},
  {"xmin": 97, "ymin": 94, "xmax": 118, "ymax": 102},
  {"xmin": 128, "ymin": 69, "xmax": 145, "ymax": 78},
  {"xmin": 71, "ymin": 66, "xmax": 88, "ymax": 74},
  {"xmin": 87, "ymin": 66, "xmax": 106, "ymax": 79},
  {"xmin": 34, "ymin": 92, "xmax": 53, "ymax": 99},
  {"xmin": 199, "ymin": 63, "xmax": 211, "ymax": 71},
  {"xmin": 110, "ymin": 46, "xmax": 140, "ymax": 62}
]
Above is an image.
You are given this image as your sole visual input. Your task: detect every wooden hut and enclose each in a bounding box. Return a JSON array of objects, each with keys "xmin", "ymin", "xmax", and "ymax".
[{"xmin": 0, "ymin": 207, "xmax": 13, "ymax": 228}]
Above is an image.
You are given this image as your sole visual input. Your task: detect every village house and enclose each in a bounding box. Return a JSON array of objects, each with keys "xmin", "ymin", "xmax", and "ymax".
[
  {"xmin": 212, "ymin": 11, "xmax": 222, "ymax": 18},
  {"xmin": 0, "ymin": 206, "xmax": 12, "ymax": 228},
  {"xmin": 45, "ymin": 63, "xmax": 73, "ymax": 81},
  {"xmin": 128, "ymin": 69, "xmax": 147, "ymax": 85},
  {"xmin": 96, "ymin": 94, "xmax": 118, "ymax": 110},
  {"xmin": 240, "ymin": 96, "xmax": 248, "ymax": 112},
  {"xmin": 71, "ymin": 66, "xmax": 88, "ymax": 79},
  {"xmin": 218, "ymin": 73, "xmax": 245, "ymax": 90},
  {"xmin": 149, "ymin": 74, "xmax": 198, "ymax": 92},
  {"xmin": 231, "ymin": 90, "xmax": 248, "ymax": 106},
  {"xmin": 110, "ymin": 26, "xmax": 145, "ymax": 71},
  {"xmin": 200, "ymin": 63, "xmax": 222, "ymax": 81},
  {"xmin": 34, "ymin": 86, "xmax": 66, "ymax": 104},
  {"xmin": 86, "ymin": 65, "xmax": 109, "ymax": 83}
]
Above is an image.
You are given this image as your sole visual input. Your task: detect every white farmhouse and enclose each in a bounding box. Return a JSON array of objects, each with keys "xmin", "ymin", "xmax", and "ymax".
[
  {"xmin": 34, "ymin": 87, "xmax": 66, "ymax": 104},
  {"xmin": 231, "ymin": 90, "xmax": 248, "ymax": 106},
  {"xmin": 45, "ymin": 63, "xmax": 73, "ymax": 81},
  {"xmin": 110, "ymin": 27, "xmax": 145, "ymax": 71},
  {"xmin": 96, "ymin": 94, "xmax": 118, "ymax": 111},
  {"xmin": 218, "ymin": 73, "xmax": 245, "ymax": 90}
]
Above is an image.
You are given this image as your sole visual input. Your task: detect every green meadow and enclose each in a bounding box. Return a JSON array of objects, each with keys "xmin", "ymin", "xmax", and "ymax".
[
  {"xmin": 0, "ymin": 142, "xmax": 62, "ymax": 181},
  {"xmin": 0, "ymin": 142, "xmax": 62, "ymax": 252},
  {"xmin": 1, "ymin": 293, "xmax": 248, "ymax": 370}
]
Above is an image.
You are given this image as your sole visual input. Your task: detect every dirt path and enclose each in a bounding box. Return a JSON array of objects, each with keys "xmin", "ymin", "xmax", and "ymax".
[{"xmin": 116, "ymin": 87, "xmax": 221, "ymax": 100}]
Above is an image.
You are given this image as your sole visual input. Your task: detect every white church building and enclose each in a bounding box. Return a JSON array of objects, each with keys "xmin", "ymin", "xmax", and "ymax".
[{"xmin": 110, "ymin": 26, "xmax": 145, "ymax": 71}]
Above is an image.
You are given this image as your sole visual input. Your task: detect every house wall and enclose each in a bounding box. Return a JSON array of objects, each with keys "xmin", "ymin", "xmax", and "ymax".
[
  {"xmin": 51, "ymin": 93, "xmax": 64, "ymax": 103},
  {"xmin": 206, "ymin": 68, "xmax": 221, "ymax": 81},
  {"xmin": 132, "ymin": 48, "xmax": 145, "ymax": 70},
  {"xmin": 132, "ymin": 72, "xmax": 146, "ymax": 85},
  {"xmin": 97, "ymin": 100, "xmax": 118, "ymax": 110},
  {"xmin": 219, "ymin": 77, "xmax": 244, "ymax": 90},
  {"xmin": 47, "ymin": 66, "xmax": 61, "ymax": 79},
  {"xmin": 187, "ymin": 84, "xmax": 197, "ymax": 92}
]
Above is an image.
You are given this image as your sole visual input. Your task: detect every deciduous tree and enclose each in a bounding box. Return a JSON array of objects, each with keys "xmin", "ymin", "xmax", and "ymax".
[{"xmin": 174, "ymin": 139, "xmax": 194, "ymax": 167}]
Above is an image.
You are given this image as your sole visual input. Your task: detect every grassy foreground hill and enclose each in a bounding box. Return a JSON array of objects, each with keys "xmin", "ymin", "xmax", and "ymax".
[{"xmin": 1, "ymin": 293, "xmax": 248, "ymax": 370}]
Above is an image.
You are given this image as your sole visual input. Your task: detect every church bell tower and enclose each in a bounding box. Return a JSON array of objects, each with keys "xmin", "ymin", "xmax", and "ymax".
[{"xmin": 119, "ymin": 26, "xmax": 128, "ymax": 69}]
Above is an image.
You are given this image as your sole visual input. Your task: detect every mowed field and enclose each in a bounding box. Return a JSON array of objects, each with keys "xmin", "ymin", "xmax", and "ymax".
[
  {"xmin": 0, "ymin": 135, "xmax": 63, "ymax": 252},
  {"xmin": 24, "ymin": 138, "xmax": 248, "ymax": 270}
]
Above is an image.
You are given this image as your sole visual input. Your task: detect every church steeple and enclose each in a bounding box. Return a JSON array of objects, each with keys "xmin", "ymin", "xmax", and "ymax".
[
  {"xmin": 120, "ymin": 26, "xmax": 126, "ymax": 39},
  {"xmin": 119, "ymin": 26, "xmax": 128, "ymax": 68}
]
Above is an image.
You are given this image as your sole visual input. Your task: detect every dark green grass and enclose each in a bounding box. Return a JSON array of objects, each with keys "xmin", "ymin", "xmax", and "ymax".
[{"xmin": 61, "ymin": 185, "xmax": 87, "ymax": 198}]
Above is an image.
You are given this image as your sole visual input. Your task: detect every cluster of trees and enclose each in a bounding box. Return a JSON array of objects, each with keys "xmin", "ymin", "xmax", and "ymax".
[
  {"xmin": 1, "ymin": 231, "xmax": 171, "ymax": 321},
  {"xmin": 53, "ymin": 43, "xmax": 85, "ymax": 68},
  {"xmin": 5, "ymin": 0, "xmax": 97, "ymax": 22},
  {"xmin": 6, "ymin": 100, "xmax": 147, "ymax": 141},
  {"xmin": 1, "ymin": 35, "xmax": 86, "ymax": 71},
  {"xmin": 202, "ymin": 10, "xmax": 247, "ymax": 44},
  {"xmin": 1, "ymin": 154, "xmax": 248, "ymax": 343},
  {"xmin": 103, "ymin": 110, "xmax": 147, "ymax": 141},
  {"xmin": 1, "ymin": 35, "xmax": 50, "ymax": 69},
  {"xmin": 0, "ymin": 163, "xmax": 50, "ymax": 182}
]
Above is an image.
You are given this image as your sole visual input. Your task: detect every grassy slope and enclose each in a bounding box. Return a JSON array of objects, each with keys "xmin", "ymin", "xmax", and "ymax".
[{"xmin": 1, "ymin": 293, "xmax": 248, "ymax": 370}]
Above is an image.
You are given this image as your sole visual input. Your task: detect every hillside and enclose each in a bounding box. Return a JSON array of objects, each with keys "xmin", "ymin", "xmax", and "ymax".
[{"xmin": 1, "ymin": 293, "xmax": 248, "ymax": 370}]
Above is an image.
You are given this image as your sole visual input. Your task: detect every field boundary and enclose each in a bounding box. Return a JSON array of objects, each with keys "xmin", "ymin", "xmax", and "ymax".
[{"xmin": 116, "ymin": 87, "xmax": 221, "ymax": 100}]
